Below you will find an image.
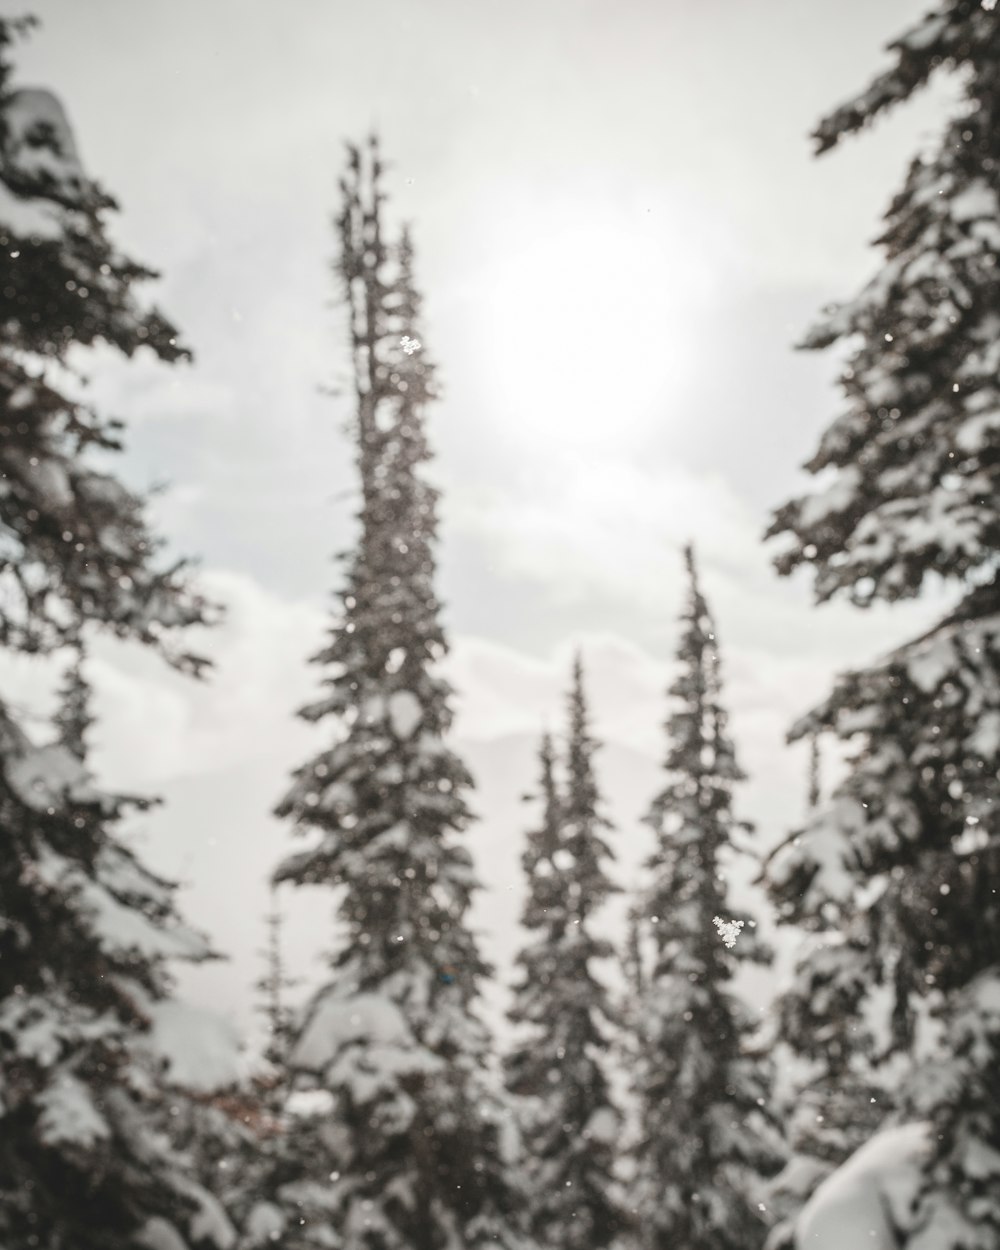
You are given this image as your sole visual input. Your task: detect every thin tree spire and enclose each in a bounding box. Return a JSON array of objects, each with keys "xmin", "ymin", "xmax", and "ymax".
[
  {"xmin": 256, "ymin": 884, "xmax": 295, "ymax": 1073},
  {"xmin": 506, "ymin": 658, "xmax": 625, "ymax": 1250},
  {"xmin": 631, "ymin": 546, "xmax": 780, "ymax": 1250},
  {"xmin": 270, "ymin": 139, "xmax": 521, "ymax": 1250},
  {"xmin": 53, "ymin": 642, "xmax": 94, "ymax": 761},
  {"xmin": 806, "ymin": 734, "xmax": 820, "ymax": 814}
]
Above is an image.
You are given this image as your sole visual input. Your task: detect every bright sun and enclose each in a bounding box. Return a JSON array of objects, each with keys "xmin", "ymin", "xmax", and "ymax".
[{"xmin": 476, "ymin": 201, "xmax": 720, "ymax": 452}]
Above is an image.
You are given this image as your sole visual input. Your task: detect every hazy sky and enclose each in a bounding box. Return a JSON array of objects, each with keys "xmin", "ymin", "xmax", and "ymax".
[{"xmin": 6, "ymin": 0, "xmax": 955, "ymax": 1041}]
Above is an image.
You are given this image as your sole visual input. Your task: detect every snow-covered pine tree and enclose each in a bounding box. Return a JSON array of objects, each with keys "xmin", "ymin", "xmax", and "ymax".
[
  {"xmin": 761, "ymin": 740, "xmax": 883, "ymax": 1243},
  {"xmin": 256, "ymin": 884, "xmax": 296, "ymax": 1076},
  {"xmin": 506, "ymin": 731, "xmax": 562, "ymax": 1099},
  {"xmin": 779, "ymin": 740, "xmax": 884, "ymax": 1176},
  {"xmin": 53, "ymin": 641, "xmax": 93, "ymax": 760},
  {"xmin": 506, "ymin": 660, "xmax": 626, "ymax": 1250},
  {"xmin": 0, "ymin": 708, "xmax": 236, "ymax": 1250},
  {"xmin": 631, "ymin": 546, "xmax": 780, "ymax": 1250},
  {"xmin": 0, "ymin": 21, "xmax": 207, "ymax": 670},
  {"xmin": 218, "ymin": 885, "xmax": 302, "ymax": 1250},
  {"xmin": 0, "ymin": 19, "xmax": 233, "ymax": 1250},
  {"xmin": 271, "ymin": 138, "xmax": 521, "ymax": 1250},
  {"xmin": 766, "ymin": 5, "xmax": 1000, "ymax": 1246}
]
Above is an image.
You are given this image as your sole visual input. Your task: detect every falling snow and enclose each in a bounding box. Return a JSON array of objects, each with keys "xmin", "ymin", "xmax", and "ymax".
[{"xmin": 713, "ymin": 915, "xmax": 744, "ymax": 948}]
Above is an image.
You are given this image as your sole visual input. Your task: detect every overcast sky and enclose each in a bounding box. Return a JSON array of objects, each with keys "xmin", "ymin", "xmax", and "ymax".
[{"xmin": 6, "ymin": 0, "xmax": 955, "ymax": 1040}]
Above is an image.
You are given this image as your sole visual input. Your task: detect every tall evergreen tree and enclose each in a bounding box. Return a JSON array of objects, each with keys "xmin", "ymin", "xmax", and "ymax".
[
  {"xmin": 766, "ymin": 4, "xmax": 1000, "ymax": 1246},
  {"xmin": 631, "ymin": 546, "xmax": 780, "ymax": 1250},
  {"xmin": 271, "ymin": 138, "xmax": 521, "ymax": 1250},
  {"xmin": 0, "ymin": 21, "xmax": 232, "ymax": 1250},
  {"xmin": 506, "ymin": 660, "xmax": 625, "ymax": 1250}
]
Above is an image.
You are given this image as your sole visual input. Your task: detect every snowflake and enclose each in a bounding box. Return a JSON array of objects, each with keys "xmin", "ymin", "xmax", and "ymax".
[
  {"xmin": 400, "ymin": 336, "xmax": 422, "ymax": 355},
  {"xmin": 713, "ymin": 915, "xmax": 744, "ymax": 949}
]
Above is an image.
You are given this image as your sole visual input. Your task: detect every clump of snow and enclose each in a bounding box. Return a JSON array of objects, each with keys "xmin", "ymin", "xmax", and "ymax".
[
  {"xmin": 764, "ymin": 1153, "xmax": 832, "ymax": 1227},
  {"xmin": 6, "ymin": 448, "xmax": 75, "ymax": 510},
  {"xmin": 246, "ymin": 1201, "xmax": 286, "ymax": 1246},
  {"xmin": 361, "ymin": 694, "xmax": 386, "ymax": 724},
  {"xmin": 286, "ymin": 1087, "xmax": 335, "ymax": 1118},
  {"xmin": 899, "ymin": 11, "xmax": 948, "ymax": 47},
  {"xmin": 32, "ymin": 845, "xmax": 211, "ymax": 964},
  {"xmin": 968, "ymin": 710, "xmax": 1000, "ymax": 760},
  {"xmin": 0, "ymin": 177, "xmax": 62, "ymax": 238},
  {"xmin": 388, "ymin": 689, "xmax": 422, "ymax": 738},
  {"xmin": 905, "ymin": 633, "xmax": 958, "ymax": 693},
  {"xmin": 80, "ymin": 873, "xmax": 210, "ymax": 963},
  {"xmin": 169, "ymin": 1174, "xmax": 236, "ymax": 1249},
  {"xmin": 97, "ymin": 844, "xmax": 175, "ymax": 912},
  {"xmin": 949, "ymin": 179, "xmax": 999, "ymax": 223},
  {"xmin": 188, "ymin": 1187, "xmax": 236, "ymax": 1250},
  {"xmin": 35, "ymin": 1071, "xmax": 109, "ymax": 1148},
  {"xmin": 967, "ymin": 971, "xmax": 1000, "ymax": 1018},
  {"xmin": 136, "ymin": 1218, "xmax": 189, "ymax": 1250},
  {"xmin": 142, "ymin": 999, "xmax": 243, "ymax": 1094},
  {"xmin": 584, "ymin": 1105, "xmax": 619, "ymax": 1145},
  {"xmin": 767, "ymin": 796, "xmax": 866, "ymax": 910},
  {"xmin": 293, "ymin": 990, "xmax": 442, "ymax": 1103},
  {"xmin": 791, "ymin": 1123, "xmax": 929, "ymax": 1250},
  {"xmin": 0, "ymin": 88, "xmax": 87, "ymax": 240},
  {"xmin": 295, "ymin": 992, "xmax": 412, "ymax": 1069},
  {"xmin": 4, "ymin": 89, "xmax": 84, "ymax": 182},
  {"xmin": 0, "ymin": 990, "xmax": 103, "ymax": 1068},
  {"xmin": 797, "ymin": 466, "xmax": 861, "ymax": 528},
  {"xmin": 5, "ymin": 739, "xmax": 99, "ymax": 811}
]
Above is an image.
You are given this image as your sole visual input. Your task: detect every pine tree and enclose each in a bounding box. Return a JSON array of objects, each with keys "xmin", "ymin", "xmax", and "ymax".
[
  {"xmin": 766, "ymin": 5, "xmax": 1000, "ymax": 1246},
  {"xmin": 171, "ymin": 890, "xmax": 301, "ymax": 1250},
  {"xmin": 0, "ymin": 22, "xmax": 208, "ymax": 669},
  {"xmin": 632, "ymin": 546, "xmax": 780, "ymax": 1250},
  {"xmin": 777, "ymin": 736, "xmax": 884, "ymax": 1173},
  {"xmin": 53, "ymin": 642, "xmax": 94, "ymax": 760},
  {"xmin": 506, "ymin": 731, "xmax": 562, "ymax": 1101},
  {"xmin": 506, "ymin": 660, "xmax": 625, "ymax": 1250},
  {"xmin": 256, "ymin": 884, "xmax": 296, "ymax": 1076},
  {"xmin": 271, "ymin": 138, "xmax": 521, "ymax": 1250},
  {"xmin": 224, "ymin": 883, "xmax": 300, "ymax": 1248},
  {"xmin": 762, "ymin": 738, "xmax": 883, "ymax": 1241},
  {"xmin": 806, "ymin": 735, "xmax": 820, "ymax": 815},
  {"xmin": 0, "ymin": 19, "xmax": 232, "ymax": 1250}
]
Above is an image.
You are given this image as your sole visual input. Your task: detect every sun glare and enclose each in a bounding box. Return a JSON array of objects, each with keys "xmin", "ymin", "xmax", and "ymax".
[{"xmin": 477, "ymin": 204, "xmax": 719, "ymax": 451}]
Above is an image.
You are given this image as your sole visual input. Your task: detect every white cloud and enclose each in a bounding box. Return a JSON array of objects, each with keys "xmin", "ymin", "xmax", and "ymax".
[
  {"xmin": 447, "ymin": 451, "xmax": 937, "ymax": 665},
  {"xmin": 0, "ymin": 560, "xmax": 930, "ymax": 1041},
  {"xmin": 87, "ymin": 569, "xmax": 324, "ymax": 791},
  {"xmin": 449, "ymin": 455, "xmax": 753, "ymax": 611}
]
